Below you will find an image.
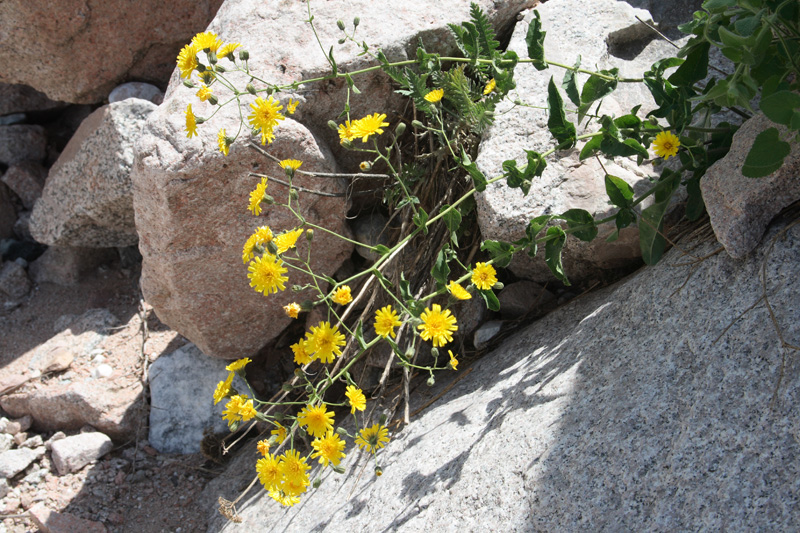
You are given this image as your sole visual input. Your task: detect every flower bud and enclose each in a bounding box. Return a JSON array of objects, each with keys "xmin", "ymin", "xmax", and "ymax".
[
  {"xmin": 353, "ymin": 17, "xmax": 360, "ymax": 27},
  {"xmin": 305, "ymin": 384, "xmax": 314, "ymax": 394},
  {"xmin": 208, "ymin": 95, "xmax": 219, "ymax": 106},
  {"xmin": 493, "ymin": 281, "xmax": 504, "ymax": 290},
  {"xmin": 327, "ymin": 120, "xmax": 338, "ymax": 131},
  {"xmin": 294, "ymin": 368, "xmax": 304, "ymax": 377},
  {"xmin": 427, "ymin": 376, "xmax": 435, "ymax": 387},
  {"xmin": 282, "ymin": 383, "xmax": 293, "ymax": 391},
  {"xmin": 359, "ymin": 161, "xmax": 372, "ymax": 172},
  {"xmin": 239, "ymin": 50, "xmax": 250, "ymax": 61},
  {"xmin": 338, "ymin": 38, "xmax": 346, "ymax": 45},
  {"xmin": 195, "ymin": 117, "xmax": 206, "ymax": 124},
  {"xmin": 207, "ymin": 51, "xmax": 218, "ymax": 64},
  {"xmin": 430, "ymin": 347, "xmax": 439, "ymax": 358},
  {"xmin": 197, "ymin": 64, "xmax": 207, "ymax": 72},
  {"xmin": 246, "ymin": 83, "xmax": 257, "ymax": 95},
  {"xmin": 378, "ymin": 413, "xmax": 387, "ymax": 425},
  {"xmin": 648, "ymin": 115, "xmax": 659, "ymax": 125},
  {"xmin": 374, "ymin": 466, "xmax": 383, "ymax": 476},
  {"xmin": 262, "ymin": 194, "xmax": 275, "ymax": 205},
  {"xmin": 395, "ymin": 122, "xmax": 406, "ymax": 136},
  {"xmin": 305, "ymin": 229, "xmax": 314, "ymax": 242},
  {"xmin": 404, "ymin": 346, "xmax": 415, "ymax": 358},
  {"xmin": 215, "ymin": 65, "xmax": 227, "ymax": 73},
  {"xmin": 336, "ymin": 426, "xmax": 350, "ymax": 436},
  {"xmin": 289, "ymin": 189, "xmax": 299, "ymax": 202},
  {"xmin": 229, "ymin": 420, "xmax": 240, "ymax": 432},
  {"xmin": 274, "ymin": 412, "xmax": 284, "ymax": 421},
  {"xmin": 313, "ymin": 477, "xmax": 322, "ymax": 489},
  {"xmin": 411, "ymin": 120, "xmax": 425, "ymax": 128},
  {"xmin": 182, "ymin": 80, "xmax": 196, "ymax": 88},
  {"xmin": 266, "ymin": 241, "xmax": 278, "ymax": 255},
  {"xmin": 332, "ymin": 464, "xmax": 346, "ymax": 474},
  {"xmin": 337, "ymin": 19, "xmax": 345, "ymax": 31}
]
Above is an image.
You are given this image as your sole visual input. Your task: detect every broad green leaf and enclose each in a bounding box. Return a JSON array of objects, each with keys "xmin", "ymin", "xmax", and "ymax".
[
  {"xmin": 562, "ymin": 55, "xmax": 581, "ymax": 107},
  {"xmin": 544, "ymin": 226, "xmax": 569, "ymax": 285},
  {"xmin": 579, "ymin": 135, "xmax": 603, "ymax": 160},
  {"xmin": 431, "ymin": 247, "xmax": 451, "ymax": 286},
  {"xmin": 638, "ymin": 172, "xmax": 680, "ymax": 265},
  {"xmin": 481, "ymin": 240, "xmax": 514, "ymax": 268},
  {"xmin": 616, "ymin": 208, "xmax": 634, "ymax": 230},
  {"xmin": 440, "ymin": 204, "xmax": 463, "ymax": 234},
  {"xmin": 559, "ymin": 209, "xmax": 597, "ymax": 242},
  {"xmin": 413, "ymin": 208, "xmax": 429, "ymax": 234},
  {"xmin": 604, "ymin": 174, "xmax": 634, "ymax": 208},
  {"xmin": 742, "ymin": 127, "xmax": 791, "ymax": 177},
  {"xmin": 461, "ymin": 148, "xmax": 488, "ymax": 192},
  {"xmin": 547, "ymin": 77, "xmax": 577, "ymax": 148},
  {"xmin": 526, "ymin": 214, "xmax": 553, "ymax": 241},
  {"xmin": 760, "ymin": 91, "xmax": 800, "ymax": 127},
  {"xmin": 668, "ymin": 42, "xmax": 709, "ymax": 86},
  {"xmin": 578, "ymin": 68, "xmax": 618, "ymax": 121},
  {"xmin": 479, "ymin": 289, "xmax": 500, "ymax": 311},
  {"xmin": 525, "ymin": 11, "xmax": 547, "ymax": 70}
]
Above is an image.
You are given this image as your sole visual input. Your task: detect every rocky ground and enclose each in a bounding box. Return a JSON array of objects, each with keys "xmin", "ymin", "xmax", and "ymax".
[{"xmin": 0, "ymin": 257, "xmax": 228, "ymax": 533}]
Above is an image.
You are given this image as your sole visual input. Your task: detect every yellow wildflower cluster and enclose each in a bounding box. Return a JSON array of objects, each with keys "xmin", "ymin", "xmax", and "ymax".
[{"xmin": 256, "ymin": 449, "xmax": 310, "ymax": 507}]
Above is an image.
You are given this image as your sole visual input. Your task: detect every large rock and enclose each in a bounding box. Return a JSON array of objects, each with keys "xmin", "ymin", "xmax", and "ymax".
[
  {"xmin": 701, "ymin": 112, "xmax": 800, "ymax": 259},
  {"xmin": 0, "ymin": 83, "xmax": 65, "ymax": 116},
  {"xmin": 0, "ymin": 125, "xmax": 46, "ymax": 165},
  {"xmin": 30, "ymin": 99, "xmax": 156, "ymax": 247},
  {"xmin": 0, "ymin": 0, "xmax": 224, "ymax": 104},
  {"xmin": 0, "ymin": 309, "xmax": 144, "ymax": 440},
  {"xmin": 134, "ymin": 0, "xmax": 533, "ymax": 359},
  {"xmin": 1, "ymin": 161, "xmax": 47, "ymax": 210},
  {"xmin": 148, "ymin": 343, "xmax": 247, "ymax": 454},
  {"xmin": 475, "ymin": 0, "xmax": 690, "ymax": 284},
  {"xmin": 204, "ymin": 218, "xmax": 800, "ymax": 532}
]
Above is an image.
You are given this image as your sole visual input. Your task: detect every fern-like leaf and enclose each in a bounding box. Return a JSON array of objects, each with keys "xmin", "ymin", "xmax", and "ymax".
[{"xmin": 470, "ymin": 3, "xmax": 500, "ymax": 58}]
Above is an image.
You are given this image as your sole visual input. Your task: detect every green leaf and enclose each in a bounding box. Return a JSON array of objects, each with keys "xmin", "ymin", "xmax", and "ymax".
[
  {"xmin": 579, "ymin": 135, "xmax": 603, "ymax": 160},
  {"xmin": 668, "ymin": 42, "xmax": 709, "ymax": 86},
  {"xmin": 638, "ymin": 172, "xmax": 680, "ymax": 265},
  {"xmin": 578, "ymin": 68, "xmax": 618, "ymax": 121},
  {"xmin": 604, "ymin": 174, "xmax": 634, "ymax": 208},
  {"xmin": 328, "ymin": 46, "xmax": 338, "ymax": 76},
  {"xmin": 742, "ymin": 127, "xmax": 791, "ymax": 177},
  {"xmin": 525, "ymin": 11, "xmax": 547, "ymax": 70},
  {"xmin": 413, "ymin": 208, "xmax": 429, "ymax": 234},
  {"xmin": 544, "ymin": 226, "xmax": 569, "ymax": 285},
  {"xmin": 685, "ymin": 177, "xmax": 705, "ymax": 221},
  {"xmin": 526, "ymin": 214, "xmax": 553, "ymax": 241},
  {"xmin": 470, "ymin": 2, "xmax": 500, "ymax": 57},
  {"xmin": 431, "ymin": 247, "xmax": 451, "ymax": 286},
  {"xmin": 547, "ymin": 77, "xmax": 577, "ymax": 148},
  {"xmin": 760, "ymin": 91, "xmax": 800, "ymax": 127},
  {"xmin": 559, "ymin": 208, "xmax": 597, "ymax": 242},
  {"xmin": 344, "ymin": 73, "xmax": 360, "ymax": 94},
  {"xmin": 702, "ymin": 0, "xmax": 736, "ymax": 11},
  {"xmin": 440, "ymin": 204, "xmax": 463, "ymax": 234},
  {"xmin": 374, "ymin": 244, "xmax": 391, "ymax": 256},
  {"xmin": 460, "ymin": 147, "xmax": 488, "ymax": 191},
  {"xmin": 355, "ymin": 320, "xmax": 367, "ymax": 351},
  {"xmin": 479, "ymin": 289, "xmax": 500, "ymax": 311},
  {"xmin": 616, "ymin": 208, "xmax": 634, "ymax": 230},
  {"xmin": 481, "ymin": 240, "xmax": 514, "ymax": 268},
  {"xmin": 562, "ymin": 56, "xmax": 581, "ymax": 107}
]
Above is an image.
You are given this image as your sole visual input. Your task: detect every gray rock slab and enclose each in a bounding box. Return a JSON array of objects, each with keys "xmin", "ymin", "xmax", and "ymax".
[
  {"xmin": 50, "ymin": 432, "xmax": 113, "ymax": 475},
  {"xmin": 1, "ymin": 162, "xmax": 46, "ymax": 210},
  {"xmin": 204, "ymin": 217, "xmax": 800, "ymax": 532},
  {"xmin": 0, "ymin": 433, "xmax": 13, "ymax": 453},
  {"xmin": 701, "ymin": 112, "xmax": 800, "ymax": 259},
  {"xmin": 0, "ymin": 125, "xmax": 46, "ymax": 165},
  {"xmin": 498, "ymin": 280, "xmax": 556, "ymax": 319},
  {"xmin": 30, "ymin": 99, "xmax": 156, "ymax": 247},
  {"xmin": 0, "ymin": 447, "xmax": 44, "ymax": 478},
  {"xmin": 148, "ymin": 343, "xmax": 247, "ymax": 454}
]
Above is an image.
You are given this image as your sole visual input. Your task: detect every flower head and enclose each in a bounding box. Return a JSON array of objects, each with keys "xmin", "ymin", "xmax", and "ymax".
[
  {"xmin": 311, "ymin": 430, "xmax": 347, "ymax": 467},
  {"xmin": 196, "ymin": 84, "xmax": 212, "ymax": 102},
  {"xmin": 332, "ymin": 285, "xmax": 353, "ymax": 306},
  {"xmin": 213, "ymin": 372, "xmax": 234, "ymax": 404},
  {"xmin": 424, "ymin": 88, "xmax": 444, "ymax": 103},
  {"xmin": 447, "ymin": 281, "xmax": 471, "ymax": 300},
  {"xmin": 418, "ymin": 304, "xmax": 458, "ymax": 347},
  {"xmin": 283, "ymin": 302, "xmax": 302, "ymax": 319},
  {"xmin": 218, "ymin": 129, "xmax": 230, "ymax": 156},
  {"xmin": 286, "ymin": 98, "xmax": 299, "ymax": 114},
  {"xmin": 297, "ymin": 404, "xmax": 334, "ymax": 438},
  {"xmin": 242, "ymin": 226, "xmax": 274, "ymax": 263},
  {"xmin": 345, "ymin": 385, "xmax": 366, "ymax": 413},
  {"xmin": 484, "ymin": 78, "xmax": 497, "ymax": 95},
  {"xmin": 355, "ymin": 423, "xmax": 390, "ymax": 454},
  {"xmin": 176, "ymin": 43, "xmax": 198, "ymax": 79},
  {"xmin": 291, "ymin": 339, "xmax": 312, "ymax": 365},
  {"xmin": 337, "ymin": 120, "xmax": 357, "ymax": 143},
  {"xmin": 352, "ymin": 113, "xmax": 389, "ymax": 143},
  {"xmin": 374, "ymin": 305, "xmax": 402, "ymax": 338},
  {"xmin": 217, "ymin": 42, "xmax": 241, "ymax": 59},
  {"xmin": 448, "ymin": 350, "xmax": 459, "ymax": 371},
  {"xmin": 268, "ymin": 489, "xmax": 301, "ymax": 507},
  {"xmin": 279, "ymin": 159, "xmax": 302, "ymax": 171},
  {"xmin": 185, "ymin": 104, "xmax": 197, "ymax": 138},
  {"xmin": 192, "ymin": 31, "xmax": 222, "ymax": 52},
  {"xmin": 256, "ymin": 453, "xmax": 281, "ymax": 490},
  {"xmin": 471, "ymin": 262, "xmax": 497, "ymax": 291},
  {"xmin": 271, "ymin": 423, "xmax": 287, "ymax": 443},
  {"xmin": 257, "ymin": 439, "xmax": 271, "ymax": 456},
  {"xmin": 274, "ymin": 228, "xmax": 304, "ymax": 254},
  {"xmin": 226, "ymin": 358, "xmax": 251, "ymax": 372},
  {"xmin": 248, "ymin": 96, "xmax": 285, "ymax": 145},
  {"xmin": 307, "ymin": 321, "xmax": 346, "ymax": 364},
  {"xmin": 247, "ymin": 177, "xmax": 268, "ymax": 216},
  {"xmin": 651, "ymin": 131, "xmax": 680, "ymax": 160},
  {"xmin": 222, "ymin": 394, "xmax": 256, "ymax": 426},
  {"xmin": 278, "ymin": 449, "xmax": 311, "ymax": 485},
  {"xmin": 248, "ymin": 253, "xmax": 288, "ymax": 295}
]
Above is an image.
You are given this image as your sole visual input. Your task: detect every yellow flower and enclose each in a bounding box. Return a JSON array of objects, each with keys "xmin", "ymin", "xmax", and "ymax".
[
  {"xmin": 248, "ymin": 96, "xmax": 285, "ymax": 145},
  {"xmin": 297, "ymin": 404, "xmax": 334, "ymax": 438},
  {"xmin": 332, "ymin": 285, "xmax": 353, "ymax": 306},
  {"xmin": 355, "ymin": 423, "xmax": 390, "ymax": 454},
  {"xmin": 447, "ymin": 281, "xmax": 471, "ymax": 300},
  {"xmin": 418, "ymin": 304, "xmax": 458, "ymax": 348},
  {"xmin": 176, "ymin": 43, "xmax": 198, "ymax": 79},
  {"xmin": 279, "ymin": 159, "xmax": 302, "ymax": 171},
  {"xmin": 213, "ymin": 372, "xmax": 234, "ymax": 404},
  {"xmin": 311, "ymin": 431, "xmax": 347, "ymax": 467},
  {"xmin": 471, "ymin": 262, "xmax": 497, "ymax": 291},
  {"xmin": 424, "ymin": 88, "xmax": 444, "ymax": 103},
  {"xmin": 352, "ymin": 113, "xmax": 389, "ymax": 142},
  {"xmin": 192, "ymin": 31, "xmax": 222, "ymax": 52},
  {"xmin": 217, "ymin": 42, "xmax": 241, "ymax": 59},
  {"xmin": 256, "ymin": 453, "xmax": 281, "ymax": 490},
  {"xmin": 196, "ymin": 84, "xmax": 212, "ymax": 102},
  {"xmin": 247, "ymin": 253, "xmax": 288, "ymax": 295},
  {"xmin": 280, "ymin": 473, "xmax": 310, "ymax": 497},
  {"xmin": 218, "ymin": 129, "xmax": 230, "ymax": 156},
  {"xmin": 291, "ymin": 339, "xmax": 312, "ymax": 365},
  {"xmin": 307, "ymin": 321, "xmax": 346, "ymax": 364},
  {"xmin": 345, "ymin": 385, "xmax": 366, "ymax": 413},
  {"xmin": 271, "ymin": 423, "xmax": 287, "ymax": 443},
  {"xmin": 283, "ymin": 302, "xmax": 301, "ymax": 319},
  {"xmin": 374, "ymin": 305, "xmax": 402, "ymax": 338},
  {"xmin": 237, "ymin": 396, "xmax": 257, "ymax": 422},
  {"xmin": 222, "ymin": 394, "xmax": 256, "ymax": 426},
  {"xmin": 651, "ymin": 131, "xmax": 680, "ymax": 160},
  {"xmin": 278, "ymin": 449, "xmax": 310, "ymax": 484},
  {"xmin": 257, "ymin": 439, "xmax": 271, "ymax": 456},
  {"xmin": 337, "ymin": 120, "xmax": 357, "ymax": 143},
  {"xmin": 242, "ymin": 226, "xmax": 274, "ymax": 263},
  {"xmin": 286, "ymin": 98, "xmax": 299, "ymax": 114},
  {"xmin": 448, "ymin": 350, "xmax": 459, "ymax": 371},
  {"xmin": 226, "ymin": 358, "xmax": 251, "ymax": 372},
  {"xmin": 484, "ymin": 78, "xmax": 496, "ymax": 95},
  {"xmin": 268, "ymin": 489, "xmax": 300, "ymax": 507},
  {"xmin": 274, "ymin": 228, "xmax": 304, "ymax": 254},
  {"xmin": 185, "ymin": 104, "xmax": 197, "ymax": 138},
  {"xmin": 247, "ymin": 177, "xmax": 268, "ymax": 216}
]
